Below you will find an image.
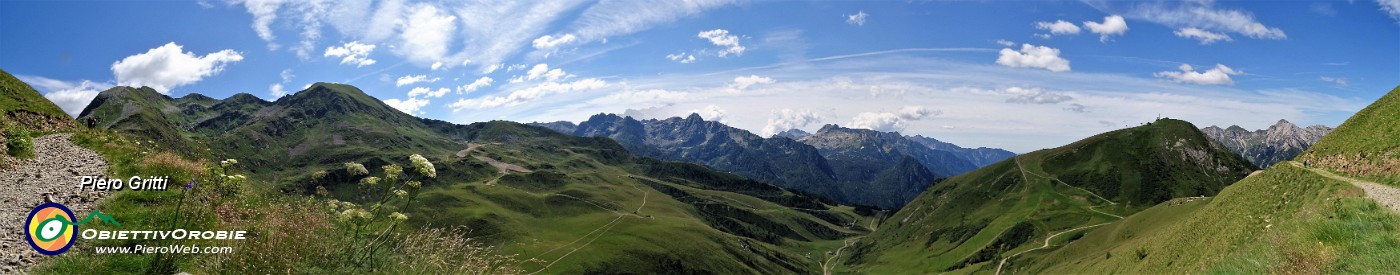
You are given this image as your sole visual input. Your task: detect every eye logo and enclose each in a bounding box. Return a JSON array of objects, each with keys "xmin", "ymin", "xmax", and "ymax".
[{"xmin": 25, "ymin": 202, "xmax": 77, "ymax": 256}]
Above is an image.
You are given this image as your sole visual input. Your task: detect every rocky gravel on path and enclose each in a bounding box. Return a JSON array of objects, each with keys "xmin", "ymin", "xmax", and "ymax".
[{"xmin": 0, "ymin": 134, "xmax": 112, "ymax": 273}]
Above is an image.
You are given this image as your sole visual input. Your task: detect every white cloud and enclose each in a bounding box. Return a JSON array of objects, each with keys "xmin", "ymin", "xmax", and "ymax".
[
  {"xmin": 1154, "ymin": 64, "xmax": 1241, "ymax": 85},
  {"xmin": 532, "ymin": 34, "xmax": 577, "ymax": 49},
  {"xmin": 731, "ymin": 75, "xmax": 775, "ymax": 90},
  {"xmin": 323, "ymin": 41, "xmax": 377, "ymax": 67},
  {"xmin": 698, "ymin": 29, "xmax": 745, "ymax": 57},
  {"xmin": 525, "ymin": 63, "xmax": 568, "ymax": 81},
  {"xmin": 408, "ymin": 87, "xmax": 451, "ymax": 98},
  {"xmin": 384, "ymin": 97, "xmax": 429, "ymax": 115},
  {"xmin": 399, "ymin": 4, "xmax": 457, "ymax": 66},
  {"xmin": 667, "ymin": 52, "xmax": 697, "ymax": 63},
  {"xmin": 458, "ymin": 77, "xmax": 494, "ymax": 94},
  {"xmin": 280, "ymin": 69, "xmax": 294, "ymax": 82},
  {"xmin": 396, "ymin": 75, "xmax": 439, "ymax": 87},
  {"xmin": 846, "ymin": 11, "xmax": 868, "ymax": 26},
  {"xmin": 1083, "ymin": 15, "xmax": 1129, "ymax": 42},
  {"xmin": 431, "ymin": 62, "xmax": 444, "ymax": 70},
  {"xmin": 761, "ymin": 109, "xmax": 822, "ymax": 136},
  {"xmin": 1381, "ymin": 0, "xmax": 1400, "ymax": 22},
  {"xmin": 1004, "ymin": 86, "xmax": 1073, "ymax": 104},
  {"xmin": 482, "ymin": 63, "xmax": 503, "ymax": 74},
  {"xmin": 995, "ymin": 39, "xmax": 1015, "ymax": 47},
  {"xmin": 996, "ymin": 44, "xmax": 1071, "ymax": 72},
  {"xmin": 565, "ymin": 0, "xmax": 737, "ymax": 42},
  {"xmin": 1107, "ymin": 1, "xmax": 1285, "ymax": 40},
  {"xmin": 239, "ymin": 0, "xmax": 285, "ymax": 49},
  {"xmin": 690, "ymin": 105, "xmax": 727, "ymax": 122},
  {"xmin": 268, "ymin": 69, "xmax": 294, "ymax": 98},
  {"xmin": 449, "ymin": 78, "xmax": 607, "ymax": 110},
  {"xmin": 1035, "ymin": 20, "xmax": 1081, "ymax": 35},
  {"xmin": 20, "ymin": 76, "xmax": 109, "ymax": 117},
  {"xmin": 1320, "ymin": 76, "xmax": 1349, "ymax": 86},
  {"xmin": 849, "ymin": 112, "xmax": 907, "ymax": 132},
  {"xmin": 111, "ymin": 42, "xmax": 244, "ymax": 94},
  {"xmin": 897, "ymin": 106, "xmax": 939, "ymax": 119},
  {"xmin": 848, "ymin": 106, "xmax": 939, "ymax": 133},
  {"xmin": 1174, "ymin": 27, "xmax": 1232, "ymax": 44},
  {"xmin": 270, "ymin": 83, "xmax": 288, "ymax": 98}
]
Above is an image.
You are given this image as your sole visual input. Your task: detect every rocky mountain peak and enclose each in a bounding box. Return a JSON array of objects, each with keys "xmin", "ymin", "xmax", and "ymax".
[{"xmin": 1200, "ymin": 119, "xmax": 1333, "ymax": 168}]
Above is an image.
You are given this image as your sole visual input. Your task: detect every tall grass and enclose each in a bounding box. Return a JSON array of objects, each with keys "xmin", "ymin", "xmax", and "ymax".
[{"xmin": 35, "ymin": 129, "xmax": 519, "ymax": 274}]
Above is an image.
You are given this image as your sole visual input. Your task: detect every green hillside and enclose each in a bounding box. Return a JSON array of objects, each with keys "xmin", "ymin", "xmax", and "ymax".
[
  {"xmin": 846, "ymin": 118, "xmax": 1255, "ymax": 273},
  {"xmin": 1299, "ymin": 85, "xmax": 1400, "ymax": 185},
  {"xmin": 1016, "ymin": 163, "xmax": 1400, "ymax": 273},
  {"xmin": 1007, "ymin": 85, "xmax": 1400, "ymax": 273},
  {"xmin": 63, "ymin": 82, "xmax": 874, "ymax": 273},
  {"xmin": 0, "ymin": 68, "xmax": 74, "ymax": 131}
]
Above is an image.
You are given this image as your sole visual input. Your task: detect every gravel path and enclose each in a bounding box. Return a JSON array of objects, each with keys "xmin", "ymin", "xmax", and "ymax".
[
  {"xmin": 1291, "ymin": 161, "xmax": 1400, "ymax": 214},
  {"xmin": 0, "ymin": 134, "xmax": 111, "ymax": 273}
]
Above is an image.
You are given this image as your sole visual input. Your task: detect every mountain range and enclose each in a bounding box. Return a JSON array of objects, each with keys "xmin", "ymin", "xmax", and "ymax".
[
  {"xmin": 17, "ymin": 70, "xmax": 1400, "ymax": 274},
  {"xmin": 1201, "ymin": 119, "xmax": 1332, "ymax": 168},
  {"xmin": 76, "ymin": 83, "xmax": 869, "ymax": 273},
  {"xmin": 531, "ymin": 115, "xmax": 1014, "ymax": 209}
]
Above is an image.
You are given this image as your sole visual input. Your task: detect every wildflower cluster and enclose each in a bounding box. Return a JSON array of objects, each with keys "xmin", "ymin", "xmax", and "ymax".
[
  {"xmin": 208, "ymin": 158, "xmax": 246, "ymax": 196},
  {"xmin": 325, "ymin": 154, "xmax": 437, "ymax": 271}
]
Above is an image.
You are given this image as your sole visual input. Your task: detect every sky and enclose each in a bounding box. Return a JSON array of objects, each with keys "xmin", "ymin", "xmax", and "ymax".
[{"xmin": 2, "ymin": 0, "xmax": 1397, "ymax": 153}]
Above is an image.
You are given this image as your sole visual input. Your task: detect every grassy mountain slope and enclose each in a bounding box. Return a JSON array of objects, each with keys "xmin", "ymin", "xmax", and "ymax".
[
  {"xmin": 1299, "ymin": 85, "xmax": 1400, "ymax": 185},
  {"xmin": 76, "ymin": 83, "xmax": 873, "ymax": 273},
  {"xmin": 1014, "ymin": 164, "xmax": 1400, "ymax": 273},
  {"xmin": 1008, "ymin": 86, "xmax": 1400, "ymax": 273},
  {"xmin": 846, "ymin": 118, "xmax": 1254, "ymax": 273},
  {"xmin": 0, "ymin": 68, "xmax": 75, "ymax": 131}
]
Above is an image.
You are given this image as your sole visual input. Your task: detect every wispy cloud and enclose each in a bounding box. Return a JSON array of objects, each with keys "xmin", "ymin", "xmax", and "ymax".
[{"xmin": 446, "ymin": 50, "xmax": 1366, "ymax": 152}]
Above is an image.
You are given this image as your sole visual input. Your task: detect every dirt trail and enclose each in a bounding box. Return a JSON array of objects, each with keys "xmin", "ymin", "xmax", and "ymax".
[
  {"xmin": 526, "ymin": 178, "xmax": 651, "ymax": 274},
  {"xmin": 997, "ymin": 156, "xmax": 1122, "ymax": 275},
  {"xmin": 1290, "ymin": 161, "xmax": 1400, "ymax": 214},
  {"xmin": 0, "ymin": 134, "xmax": 111, "ymax": 273},
  {"xmin": 821, "ymin": 236, "xmax": 862, "ymax": 275},
  {"xmin": 994, "ymin": 222, "xmax": 1110, "ymax": 275}
]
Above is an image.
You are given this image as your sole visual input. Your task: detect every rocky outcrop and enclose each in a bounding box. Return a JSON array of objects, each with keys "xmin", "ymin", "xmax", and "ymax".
[{"xmin": 1201, "ymin": 119, "xmax": 1332, "ymax": 168}]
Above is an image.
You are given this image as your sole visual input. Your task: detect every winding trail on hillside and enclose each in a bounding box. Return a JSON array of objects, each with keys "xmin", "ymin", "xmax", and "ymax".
[
  {"xmin": 1290, "ymin": 161, "xmax": 1400, "ymax": 214},
  {"xmin": 0, "ymin": 134, "xmax": 111, "ymax": 273},
  {"xmin": 821, "ymin": 236, "xmax": 863, "ymax": 275},
  {"xmin": 526, "ymin": 178, "xmax": 651, "ymax": 274},
  {"xmin": 997, "ymin": 156, "xmax": 1123, "ymax": 275},
  {"xmin": 993, "ymin": 222, "xmax": 1111, "ymax": 275}
]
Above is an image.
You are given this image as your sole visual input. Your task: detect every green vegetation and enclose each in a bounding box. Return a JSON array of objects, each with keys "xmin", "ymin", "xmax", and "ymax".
[
  {"xmin": 0, "ymin": 68, "xmax": 76, "ymax": 132},
  {"xmin": 4, "ymin": 124, "xmax": 34, "ymax": 159},
  {"xmin": 1017, "ymin": 164, "xmax": 1400, "ymax": 273},
  {"xmin": 1299, "ymin": 85, "xmax": 1400, "ymax": 185},
  {"xmin": 36, "ymin": 129, "xmax": 518, "ymax": 274},
  {"xmin": 848, "ymin": 118, "xmax": 1255, "ymax": 273},
  {"xmin": 58, "ymin": 82, "xmax": 874, "ymax": 273}
]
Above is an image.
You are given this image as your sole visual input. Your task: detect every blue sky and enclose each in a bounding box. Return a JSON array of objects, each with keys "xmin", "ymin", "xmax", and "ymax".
[{"xmin": 2, "ymin": 0, "xmax": 1397, "ymax": 152}]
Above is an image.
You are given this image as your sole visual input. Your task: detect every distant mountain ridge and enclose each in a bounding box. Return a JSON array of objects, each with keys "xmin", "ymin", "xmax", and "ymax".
[
  {"xmin": 74, "ymin": 82, "xmax": 866, "ymax": 273},
  {"xmin": 532, "ymin": 115, "xmax": 1014, "ymax": 209},
  {"xmin": 1201, "ymin": 119, "xmax": 1331, "ymax": 168}
]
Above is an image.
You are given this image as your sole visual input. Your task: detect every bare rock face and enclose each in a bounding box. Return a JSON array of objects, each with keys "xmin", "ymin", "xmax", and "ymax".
[
  {"xmin": 1201, "ymin": 119, "xmax": 1333, "ymax": 168},
  {"xmin": 0, "ymin": 134, "xmax": 111, "ymax": 272}
]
